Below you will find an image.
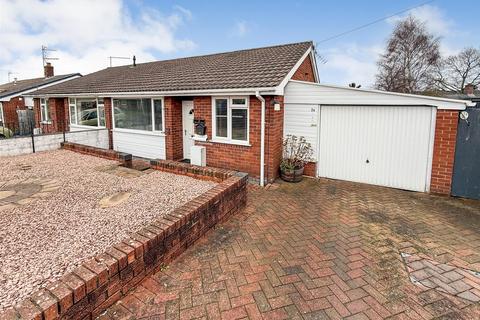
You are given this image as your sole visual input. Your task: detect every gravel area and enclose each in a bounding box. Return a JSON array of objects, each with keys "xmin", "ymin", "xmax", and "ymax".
[{"xmin": 0, "ymin": 150, "xmax": 216, "ymax": 310}]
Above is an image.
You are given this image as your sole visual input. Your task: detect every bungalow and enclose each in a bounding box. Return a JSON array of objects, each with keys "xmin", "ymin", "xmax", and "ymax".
[
  {"xmin": 0, "ymin": 63, "xmax": 80, "ymax": 135},
  {"xmin": 33, "ymin": 41, "xmax": 474, "ymax": 194}
]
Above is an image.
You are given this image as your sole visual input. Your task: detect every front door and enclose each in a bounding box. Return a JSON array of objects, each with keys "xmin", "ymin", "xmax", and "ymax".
[{"xmin": 182, "ymin": 101, "xmax": 195, "ymax": 159}]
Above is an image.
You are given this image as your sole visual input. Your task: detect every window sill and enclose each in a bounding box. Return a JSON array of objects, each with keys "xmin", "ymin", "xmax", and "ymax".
[
  {"xmin": 192, "ymin": 135, "xmax": 208, "ymax": 142},
  {"xmin": 40, "ymin": 121, "xmax": 52, "ymax": 125},
  {"xmin": 210, "ymin": 139, "xmax": 251, "ymax": 147},
  {"xmin": 113, "ymin": 128, "xmax": 166, "ymax": 136}
]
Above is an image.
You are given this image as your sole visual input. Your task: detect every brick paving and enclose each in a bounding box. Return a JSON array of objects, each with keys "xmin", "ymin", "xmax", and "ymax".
[{"xmin": 99, "ymin": 178, "xmax": 480, "ymax": 319}]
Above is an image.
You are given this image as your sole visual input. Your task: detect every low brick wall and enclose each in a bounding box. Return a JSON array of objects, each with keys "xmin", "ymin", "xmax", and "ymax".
[
  {"xmin": 1, "ymin": 159, "xmax": 248, "ymax": 320},
  {"xmin": 61, "ymin": 142, "xmax": 132, "ymax": 168}
]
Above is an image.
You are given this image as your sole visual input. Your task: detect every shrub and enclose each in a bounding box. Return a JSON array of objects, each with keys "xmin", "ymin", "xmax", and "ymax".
[{"xmin": 280, "ymin": 135, "xmax": 313, "ymax": 171}]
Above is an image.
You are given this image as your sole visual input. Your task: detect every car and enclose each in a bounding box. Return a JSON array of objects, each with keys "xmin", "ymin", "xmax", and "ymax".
[{"xmin": 0, "ymin": 126, "xmax": 13, "ymax": 139}]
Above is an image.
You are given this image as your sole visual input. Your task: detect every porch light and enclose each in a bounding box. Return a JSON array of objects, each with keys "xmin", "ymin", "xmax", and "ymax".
[{"xmin": 271, "ymin": 99, "xmax": 281, "ymax": 111}]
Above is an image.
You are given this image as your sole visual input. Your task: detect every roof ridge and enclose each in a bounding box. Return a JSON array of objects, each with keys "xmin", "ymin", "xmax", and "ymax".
[
  {"xmin": 0, "ymin": 73, "xmax": 81, "ymax": 86},
  {"xmin": 106, "ymin": 40, "xmax": 313, "ymax": 70}
]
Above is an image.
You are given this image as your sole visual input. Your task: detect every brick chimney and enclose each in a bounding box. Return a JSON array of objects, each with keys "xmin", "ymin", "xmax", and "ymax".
[
  {"xmin": 44, "ymin": 62, "xmax": 54, "ymax": 77},
  {"xmin": 464, "ymin": 83, "xmax": 475, "ymax": 95}
]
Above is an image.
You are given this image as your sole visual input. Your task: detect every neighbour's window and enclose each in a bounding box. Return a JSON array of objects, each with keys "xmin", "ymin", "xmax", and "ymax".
[
  {"xmin": 0, "ymin": 103, "xmax": 4, "ymax": 126},
  {"xmin": 68, "ymin": 97, "xmax": 105, "ymax": 127},
  {"xmin": 97, "ymin": 98, "xmax": 106, "ymax": 127},
  {"xmin": 212, "ymin": 97, "xmax": 249, "ymax": 143},
  {"xmin": 113, "ymin": 98, "xmax": 164, "ymax": 132},
  {"xmin": 40, "ymin": 98, "xmax": 49, "ymax": 122},
  {"xmin": 76, "ymin": 99, "xmax": 98, "ymax": 127}
]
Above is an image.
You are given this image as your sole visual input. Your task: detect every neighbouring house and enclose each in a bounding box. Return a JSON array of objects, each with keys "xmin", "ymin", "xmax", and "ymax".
[
  {"xmin": 442, "ymin": 84, "xmax": 480, "ymax": 107},
  {"xmin": 0, "ymin": 63, "xmax": 81, "ymax": 135},
  {"xmin": 32, "ymin": 41, "xmax": 474, "ymax": 195}
]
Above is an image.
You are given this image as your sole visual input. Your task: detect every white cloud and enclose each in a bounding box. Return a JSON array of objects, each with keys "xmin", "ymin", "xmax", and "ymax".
[
  {"xmin": 318, "ymin": 44, "xmax": 383, "ymax": 88},
  {"xmin": 387, "ymin": 5, "xmax": 454, "ymax": 37},
  {"xmin": 0, "ymin": 0, "xmax": 195, "ymax": 83},
  {"xmin": 231, "ymin": 20, "xmax": 248, "ymax": 37}
]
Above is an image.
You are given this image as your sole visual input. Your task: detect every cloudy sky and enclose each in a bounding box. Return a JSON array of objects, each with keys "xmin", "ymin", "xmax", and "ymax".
[{"xmin": 0, "ymin": 0, "xmax": 478, "ymax": 87}]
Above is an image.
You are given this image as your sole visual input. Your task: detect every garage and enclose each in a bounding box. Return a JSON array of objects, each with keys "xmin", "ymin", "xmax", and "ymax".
[{"xmin": 284, "ymin": 80, "xmax": 472, "ymax": 193}]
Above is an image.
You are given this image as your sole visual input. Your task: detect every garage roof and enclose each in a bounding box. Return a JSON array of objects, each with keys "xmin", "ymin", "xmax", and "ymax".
[{"xmin": 285, "ymin": 80, "xmax": 475, "ymax": 110}]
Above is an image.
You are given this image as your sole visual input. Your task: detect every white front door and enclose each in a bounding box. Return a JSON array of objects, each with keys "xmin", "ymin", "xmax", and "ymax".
[
  {"xmin": 182, "ymin": 101, "xmax": 195, "ymax": 159},
  {"xmin": 317, "ymin": 105, "xmax": 434, "ymax": 192}
]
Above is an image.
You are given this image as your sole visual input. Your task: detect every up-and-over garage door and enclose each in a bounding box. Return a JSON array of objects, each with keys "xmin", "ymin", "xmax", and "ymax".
[
  {"xmin": 318, "ymin": 106, "xmax": 434, "ymax": 192},
  {"xmin": 284, "ymin": 104, "xmax": 435, "ymax": 192}
]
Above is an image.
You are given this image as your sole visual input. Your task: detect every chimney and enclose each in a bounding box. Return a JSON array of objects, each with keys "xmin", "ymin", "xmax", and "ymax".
[
  {"xmin": 464, "ymin": 83, "xmax": 475, "ymax": 96},
  {"xmin": 44, "ymin": 62, "xmax": 54, "ymax": 77}
]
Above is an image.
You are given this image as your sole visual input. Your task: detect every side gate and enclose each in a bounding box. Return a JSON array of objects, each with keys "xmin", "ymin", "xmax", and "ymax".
[{"xmin": 451, "ymin": 107, "xmax": 480, "ymax": 200}]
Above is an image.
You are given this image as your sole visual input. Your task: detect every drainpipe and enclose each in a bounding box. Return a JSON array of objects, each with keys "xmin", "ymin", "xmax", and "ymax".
[{"xmin": 256, "ymin": 91, "xmax": 266, "ymax": 187}]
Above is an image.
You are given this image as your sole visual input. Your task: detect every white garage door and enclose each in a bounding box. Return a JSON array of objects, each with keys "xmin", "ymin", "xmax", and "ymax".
[{"xmin": 318, "ymin": 106, "xmax": 434, "ymax": 192}]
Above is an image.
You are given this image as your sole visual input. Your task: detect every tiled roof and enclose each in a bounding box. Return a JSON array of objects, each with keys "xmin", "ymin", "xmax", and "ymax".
[
  {"xmin": 35, "ymin": 41, "xmax": 313, "ymax": 95},
  {"xmin": 0, "ymin": 74, "xmax": 81, "ymax": 99}
]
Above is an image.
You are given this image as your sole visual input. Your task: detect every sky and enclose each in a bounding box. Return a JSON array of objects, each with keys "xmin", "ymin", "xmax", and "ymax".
[{"xmin": 0, "ymin": 0, "xmax": 479, "ymax": 88}]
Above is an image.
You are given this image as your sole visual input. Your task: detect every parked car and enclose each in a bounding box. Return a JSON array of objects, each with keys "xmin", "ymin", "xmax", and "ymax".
[{"xmin": 0, "ymin": 127, "xmax": 13, "ymax": 139}]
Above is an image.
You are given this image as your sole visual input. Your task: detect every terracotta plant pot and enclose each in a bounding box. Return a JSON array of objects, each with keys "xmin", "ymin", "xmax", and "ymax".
[{"xmin": 280, "ymin": 166, "xmax": 304, "ymax": 183}]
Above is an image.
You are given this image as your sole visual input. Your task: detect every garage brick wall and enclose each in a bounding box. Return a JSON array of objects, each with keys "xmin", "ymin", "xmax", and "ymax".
[{"xmin": 430, "ymin": 110, "xmax": 459, "ymax": 195}]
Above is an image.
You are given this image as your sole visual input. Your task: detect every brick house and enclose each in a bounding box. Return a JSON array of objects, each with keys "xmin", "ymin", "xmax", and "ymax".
[
  {"xmin": 33, "ymin": 41, "xmax": 473, "ymax": 194},
  {"xmin": 0, "ymin": 64, "xmax": 80, "ymax": 135}
]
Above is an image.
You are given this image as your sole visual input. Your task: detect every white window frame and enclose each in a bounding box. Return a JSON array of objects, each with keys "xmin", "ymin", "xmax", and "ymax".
[
  {"xmin": 211, "ymin": 96, "xmax": 250, "ymax": 146},
  {"xmin": 111, "ymin": 97, "xmax": 165, "ymax": 136},
  {"xmin": 40, "ymin": 98, "xmax": 50, "ymax": 123},
  {"xmin": 68, "ymin": 97, "xmax": 105, "ymax": 128},
  {"xmin": 0, "ymin": 102, "xmax": 4, "ymax": 125}
]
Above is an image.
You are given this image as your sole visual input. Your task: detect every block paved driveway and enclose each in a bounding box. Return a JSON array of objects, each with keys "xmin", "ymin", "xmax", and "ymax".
[{"xmin": 100, "ymin": 178, "xmax": 480, "ymax": 319}]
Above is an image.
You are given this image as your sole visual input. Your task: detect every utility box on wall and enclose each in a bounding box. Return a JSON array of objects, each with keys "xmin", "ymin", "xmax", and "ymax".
[{"xmin": 191, "ymin": 145, "xmax": 206, "ymax": 166}]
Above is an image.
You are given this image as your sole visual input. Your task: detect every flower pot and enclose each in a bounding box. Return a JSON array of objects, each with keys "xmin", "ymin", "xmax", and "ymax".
[{"xmin": 280, "ymin": 166, "xmax": 304, "ymax": 183}]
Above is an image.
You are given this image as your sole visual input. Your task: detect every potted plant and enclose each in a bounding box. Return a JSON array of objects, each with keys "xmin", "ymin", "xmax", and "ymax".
[{"xmin": 280, "ymin": 135, "xmax": 313, "ymax": 182}]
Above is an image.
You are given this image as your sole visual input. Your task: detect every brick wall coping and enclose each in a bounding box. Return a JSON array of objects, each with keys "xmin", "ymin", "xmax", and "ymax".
[
  {"xmin": 1, "ymin": 152, "xmax": 248, "ymax": 320},
  {"xmin": 61, "ymin": 142, "xmax": 132, "ymax": 167}
]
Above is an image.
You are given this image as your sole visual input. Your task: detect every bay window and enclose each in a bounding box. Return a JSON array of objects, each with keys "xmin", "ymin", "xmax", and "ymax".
[
  {"xmin": 113, "ymin": 98, "xmax": 163, "ymax": 133},
  {"xmin": 212, "ymin": 97, "xmax": 249, "ymax": 143}
]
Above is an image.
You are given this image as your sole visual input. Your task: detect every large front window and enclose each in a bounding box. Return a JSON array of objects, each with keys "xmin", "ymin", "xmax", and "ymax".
[
  {"xmin": 68, "ymin": 98, "xmax": 105, "ymax": 127},
  {"xmin": 113, "ymin": 98, "xmax": 163, "ymax": 132},
  {"xmin": 212, "ymin": 97, "xmax": 249, "ymax": 143}
]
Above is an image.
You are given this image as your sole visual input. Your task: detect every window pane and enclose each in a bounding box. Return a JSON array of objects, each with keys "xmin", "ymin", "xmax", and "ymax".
[
  {"xmin": 113, "ymin": 99, "xmax": 152, "ymax": 131},
  {"xmin": 232, "ymin": 109, "xmax": 247, "ymax": 141},
  {"xmin": 69, "ymin": 98, "xmax": 75, "ymax": 105},
  {"xmin": 232, "ymin": 98, "xmax": 246, "ymax": 105},
  {"xmin": 97, "ymin": 98, "xmax": 104, "ymax": 105},
  {"xmin": 98, "ymin": 105, "xmax": 105, "ymax": 126},
  {"xmin": 215, "ymin": 99, "xmax": 227, "ymax": 115},
  {"xmin": 215, "ymin": 99, "xmax": 228, "ymax": 138},
  {"xmin": 69, "ymin": 105, "xmax": 76, "ymax": 124},
  {"xmin": 154, "ymin": 100, "xmax": 163, "ymax": 131},
  {"xmin": 76, "ymin": 99, "xmax": 98, "ymax": 126}
]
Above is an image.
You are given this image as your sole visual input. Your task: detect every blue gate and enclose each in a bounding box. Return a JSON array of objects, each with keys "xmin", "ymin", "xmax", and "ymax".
[{"xmin": 451, "ymin": 107, "xmax": 480, "ymax": 200}]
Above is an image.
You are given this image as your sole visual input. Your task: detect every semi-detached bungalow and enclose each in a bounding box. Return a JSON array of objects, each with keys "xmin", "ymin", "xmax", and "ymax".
[
  {"xmin": 33, "ymin": 41, "xmax": 474, "ymax": 195},
  {"xmin": 0, "ymin": 63, "xmax": 80, "ymax": 134}
]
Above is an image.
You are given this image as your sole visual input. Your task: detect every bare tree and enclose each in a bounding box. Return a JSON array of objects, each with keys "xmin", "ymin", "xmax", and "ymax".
[
  {"xmin": 375, "ymin": 16, "xmax": 441, "ymax": 93},
  {"xmin": 434, "ymin": 48, "xmax": 480, "ymax": 92}
]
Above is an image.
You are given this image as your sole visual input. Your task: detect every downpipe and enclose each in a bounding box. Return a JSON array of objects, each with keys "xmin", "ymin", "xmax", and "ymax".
[{"xmin": 256, "ymin": 91, "xmax": 266, "ymax": 187}]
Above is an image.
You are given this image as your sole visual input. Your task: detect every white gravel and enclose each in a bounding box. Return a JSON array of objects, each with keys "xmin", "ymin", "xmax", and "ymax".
[{"xmin": 0, "ymin": 150, "xmax": 216, "ymax": 310}]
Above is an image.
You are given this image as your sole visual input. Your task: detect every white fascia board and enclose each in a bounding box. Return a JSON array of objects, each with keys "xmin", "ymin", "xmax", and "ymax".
[
  {"xmin": 1, "ymin": 75, "xmax": 81, "ymax": 101},
  {"xmin": 275, "ymin": 46, "xmax": 313, "ymax": 96},
  {"xmin": 289, "ymin": 80, "xmax": 475, "ymax": 110},
  {"xmin": 32, "ymin": 86, "xmax": 278, "ymax": 98}
]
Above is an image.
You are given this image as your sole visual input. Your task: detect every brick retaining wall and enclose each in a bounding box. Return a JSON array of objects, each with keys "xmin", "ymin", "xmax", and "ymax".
[
  {"xmin": 1, "ymin": 152, "xmax": 248, "ymax": 320},
  {"xmin": 61, "ymin": 142, "xmax": 132, "ymax": 168}
]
